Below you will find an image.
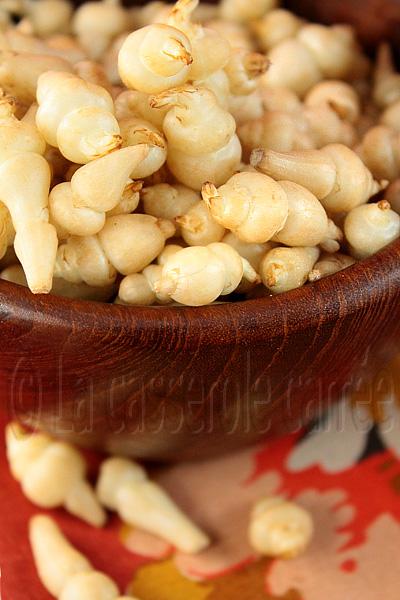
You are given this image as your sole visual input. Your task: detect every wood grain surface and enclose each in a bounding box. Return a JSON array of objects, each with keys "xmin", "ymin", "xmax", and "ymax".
[{"xmin": 1, "ymin": 239, "xmax": 400, "ymax": 460}]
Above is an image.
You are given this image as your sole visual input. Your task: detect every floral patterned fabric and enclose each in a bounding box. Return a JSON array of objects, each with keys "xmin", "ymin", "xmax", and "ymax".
[{"xmin": 1, "ymin": 365, "xmax": 400, "ymax": 600}]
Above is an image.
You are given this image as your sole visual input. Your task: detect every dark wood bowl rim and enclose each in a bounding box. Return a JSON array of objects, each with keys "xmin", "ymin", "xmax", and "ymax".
[{"xmin": 1, "ymin": 239, "xmax": 399, "ymax": 347}]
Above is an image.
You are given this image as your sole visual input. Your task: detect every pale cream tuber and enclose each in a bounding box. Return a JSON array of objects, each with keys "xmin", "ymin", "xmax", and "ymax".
[
  {"xmin": 118, "ymin": 24, "xmax": 193, "ymax": 94},
  {"xmin": 251, "ymin": 144, "xmax": 382, "ymax": 213},
  {"xmin": 201, "ymin": 172, "xmax": 289, "ymax": 243},
  {"xmin": 6, "ymin": 423, "xmax": 106, "ymax": 526},
  {"xmin": 36, "ymin": 71, "xmax": 121, "ymax": 163},
  {"xmin": 344, "ymin": 200, "xmax": 400, "ymax": 259},
  {"xmin": 29, "ymin": 515, "xmax": 141, "ymax": 600},
  {"xmin": 260, "ymin": 246, "xmax": 320, "ymax": 294},
  {"xmin": 96, "ymin": 456, "xmax": 210, "ymax": 553},
  {"xmin": 308, "ymin": 252, "xmax": 355, "ymax": 282},
  {"xmin": 72, "ymin": 0, "xmax": 128, "ymax": 60},
  {"xmin": 49, "ymin": 145, "xmax": 149, "ymax": 236},
  {"xmin": 155, "ymin": 242, "xmax": 259, "ymax": 305},
  {"xmin": 249, "ymin": 497, "xmax": 313, "ymax": 558}
]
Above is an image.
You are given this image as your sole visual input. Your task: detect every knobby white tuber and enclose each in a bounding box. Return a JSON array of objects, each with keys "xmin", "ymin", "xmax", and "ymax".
[
  {"xmin": 22, "ymin": 0, "xmax": 73, "ymax": 37},
  {"xmin": 301, "ymin": 105, "xmax": 357, "ymax": 148},
  {"xmin": 45, "ymin": 34, "xmax": 87, "ymax": 64},
  {"xmin": 49, "ymin": 145, "xmax": 149, "ymax": 236},
  {"xmin": 193, "ymin": 69, "xmax": 231, "ymax": 108},
  {"xmin": 165, "ymin": 0, "xmax": 231, "ymax": 81},
  {"xmin": 224, "ymin": 48, "xmax": 270, "ymax": 96},
  {"xmin": 251, "ymin": 144, "xmax": 382, "ymax": 213},
  {"xmin": 228, "ymin": 89, "xmax": 265, "ymax": 125},
  {"xmin": 0, "ymin": 50, "xmax": 73, "ymax": 105},
  {"xmin": 238, "ymin": 111, "xmax": 311, "ymax": 156},
  {"xmin": 272, "ymin": 181, "xmax": 342, "ymax": 251},
  {"xmin": 74, "ymin": 60, "xmax": 113, "ymax": 94},
  {"xmin": 119, "ymin": 116, "xmax": 167, "ymax": 178},
  {"xmin": 201, "ymin": 172, "xmax": 289, "ymax": 243},
  {"xmin": 165, "ymin": 131, "xmax": 242, "ymax": 191},
  {"xmin": 360, "ymin": 125, "xmax": 400, "ymax": 182},
  {"xmin": 36, "ymin": 71, "xmax": 121, "ymax": 163},
  {"xmin": 142, "ymin": 183, "xmax": 199, "ymax": 228},
  {"xmin": 251, "ymin": 9, "xmax": 303, "ymax": 52},
  {"xmin": 222, "ymin": 231, "xmax": 271, "ymax": 292},
  {"xmin": 150, "ymin": 85, "xmax": 236, "ymax": 155},
  {"xmin": 29, "ymin": 515, "xmax": 141, "ymax": 600},
  {"xmin": 176, "ymin": 201, "xmax": 226, "ymax": 246},
  {"xmin": 72, "ymin": 0, "xmax": 128, "ymax": 60},
  {"xmin": 115, "ymin": 89, "xmax": 168, "ymax": 128},
  {"xmin": 107, "ymin": 180, "xmax": 143, "ymax": 217},
  {"xmin": 222, "ymin": 232, "xmax": 271, "ymax": 270},
  {"xmin": 118, "ymin": 24, "xmax": 193, "ymax": 94},
  {"xmin": 259, "ymin": 84, "xmax": 302, "ymax": 113},
  {"xmin": 55, "ymin": 214, "xmax": 175, "ymax": 286},
  {"xmin": 102, "ymin": 32, "xmax": 127, "ymax": 85},
  {"xmin": 30, "ymin": 515, "xmax": 92, "ymax": 598},
  {"xmin": 249, "ymin": 497, "xmax": 314, "ymax": 558},
  {"xmin": 98, "ymin": 214, "xmax": 175, "ymax": 275},
  {"xmin": 238, "ymin": 103, "xmax": 356, "ymax": 158},
  {"xmin": 260, "ymin": 246, "xmax": 320, "ymax": 294},
  {"xmin": 0, "ymin": 92, "xmax": 56, "ymax": 293},
  {"xmin": 206, "ymin": 18, "xmax": 254, "ymax": 51},
  {"xmin": 155, "ymin": 242, "xmax": 259, "ymax": 305},
  {"xmin": 304, "ymin": 80, "xmax": 361, "ymax": 123},
  {"xmin": 6, "ymin": 423, "xmax": 106, "ymax": 526},
  {"xmin": 157, "ymin": 243, "xmax": 184, "ymax": 265},
  {"xmin": 60, "ymin": 572, "xmax": 138, "ymax": 600},
  {"xmin": 96, "ymin": 457, "xmax": 210, "ymax": 553},
  {"xmin": 0, "ymin": 151, "xmax": 57, "ymax": 293},
  {"xmin": 117, "ymin": 265, "xmax": 172, "ymax": 306},
  {"xmin": 308, "ymin": 252, "xmax": 355, "ymax": 282},
  {"xmin": 344, "ymin": 200, "xmax": 400, "ymax": 259},
  {"xmin": 0, "ymin": 90, "xmax": 45, "ymax": 158},
  {"xmin": 150, "ymin": 84, "xmax": 241, "ymax": 190},
  {"xmin": 0, "ymin": 22, "xmax": 79, "ymax": 58},
  {"xmin": 263, "ymin": 24, "xmax": 366, "ymax": 97},
  {"xmin": 55, "ymin": 234, "xmax": 117, "ymax": 287}
]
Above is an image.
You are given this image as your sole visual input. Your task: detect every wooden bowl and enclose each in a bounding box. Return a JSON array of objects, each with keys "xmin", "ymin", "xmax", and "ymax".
[
  {"xmin": 2, "ymin": 0, "xmax": 400, "ymax": 460},
  {"xmin": 1, "ymin": 239, "xmax": 400, "ymax": 460}
]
